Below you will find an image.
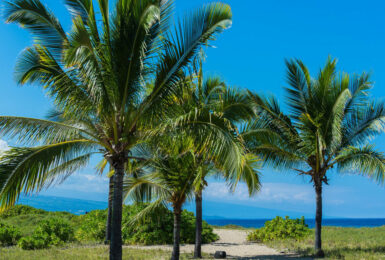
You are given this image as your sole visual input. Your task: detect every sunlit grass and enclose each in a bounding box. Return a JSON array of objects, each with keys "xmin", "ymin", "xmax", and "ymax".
[
  {"xmin": 264, "ymin": 226, "xmax": 385, "ymax": 259},
  {"xmin": 0, "ymin": 245, "xmax": 202, "ymax": 260}
]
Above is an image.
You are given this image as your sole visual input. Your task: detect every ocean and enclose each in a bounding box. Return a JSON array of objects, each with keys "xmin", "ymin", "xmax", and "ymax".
[
  {"xmin": 18, "ymin": 195, "xmax": 385, "ymax": 228},
  {"xmin": 206, "ymin": 218, "xmax": 385, "ymax": 228}
]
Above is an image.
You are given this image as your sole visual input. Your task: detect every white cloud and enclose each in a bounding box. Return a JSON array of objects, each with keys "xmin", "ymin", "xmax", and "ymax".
[
  {"xmin": 0, "ymin": 139, "xmax": 9, "ymax": 153},
  {"xmin": 204, "ymin": 182, "xmax": 314, "ymax": 204},
  {"xmin": 203, "ymin": 181, "xmax": 346, "ymax": 207}
]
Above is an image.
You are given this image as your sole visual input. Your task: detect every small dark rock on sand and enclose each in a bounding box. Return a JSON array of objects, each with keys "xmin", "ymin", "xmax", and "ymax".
[{"xmin": 214, "ymin": 251, "xmax": 226, "ymax": 259}]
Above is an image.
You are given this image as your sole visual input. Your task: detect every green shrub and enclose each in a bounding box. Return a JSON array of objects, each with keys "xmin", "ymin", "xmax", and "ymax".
[
  {"xmin": 18, "ymin": 232, "xmax": 50, "ymax": 250},
  {"xmin": 36, "ymin": 218, "xmax": 74, "ymax": 243},
  {"xmin": 247, "ymin": 216, "xmax": 311, "ymax": 242},
  {"xmin": 76, "ymin": 204, "xmax": 219, "ymax": 245},
  {"xmin": 0, "ymin": 222, "xmax": 22, "ymax": 246},
  {"xmin": 75, "ymin": 210, "xmax": 106, "ymax": 242},
  {"xmin": 17, "ymin": 217, "xmax": 74, "ymax": 250}
]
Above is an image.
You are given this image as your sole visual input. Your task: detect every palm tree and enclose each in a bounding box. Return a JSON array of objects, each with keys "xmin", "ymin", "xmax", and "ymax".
[
  {"xmin": 243, "ymin": 57, "xmax": 385, "ymax": 257},
  {"xmin": 178, "ymin": 63, "xmax": 260, "ymax": 258},
  {"xmin": 123, "ymin": 72, "xmax": 260, "ymax": 259},
  {"xmin": 124, "ymin": 133, "xmax": 257, "ymax": 260},
  {"xmin": 124, "ymin": 136, "xmax": 199, "ymax": 260},
  {"xmin": 1, "ymin": 1, "xmax": 232, "ymax": 259}
]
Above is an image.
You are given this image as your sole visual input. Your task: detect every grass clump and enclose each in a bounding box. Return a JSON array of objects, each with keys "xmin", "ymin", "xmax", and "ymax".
[
  {"xmin": 0, "ymin": 246, "xmax": 198, "ymax": 260},
  {"xmin": 247, "ymin": 216, "xmax": 310, "ymax": 242},
  {"xmin": 265, "ymin": 226, "xmax": 385, "ymax": 259}
]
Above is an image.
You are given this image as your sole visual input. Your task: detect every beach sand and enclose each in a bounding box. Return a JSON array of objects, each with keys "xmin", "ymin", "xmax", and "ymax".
[{"xmin": 127, "ymin": 229, "xmax": 310, "ymax": 259}]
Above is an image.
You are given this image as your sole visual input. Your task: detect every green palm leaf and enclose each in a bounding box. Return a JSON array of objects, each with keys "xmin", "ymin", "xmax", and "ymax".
[{"xmin": 0, "ymin": 139, "xmax": 97, "ymax": 210}]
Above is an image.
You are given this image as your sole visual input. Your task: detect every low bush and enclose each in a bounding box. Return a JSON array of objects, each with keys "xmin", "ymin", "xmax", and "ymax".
[
  {"xmin": 75, "ymin": 209, "xmax": 106, "ymax": 242},
  {"xmin": 0, "ymin": 222, "xmax": 22, "ymax": 246},
  {"xmin": 18, "ymin": 233, "xmax": 50, "ymax": 250},
  {"xmin": 247, "ymin": 216, "xmax": 311, "ymax": 242},
  {"xmin": 18, "ymin": 218, "xmax": 74, "ymax": 249},
  {"xmin": 36, "ymin": 218, "xmax": 74, "ymax": 243}
]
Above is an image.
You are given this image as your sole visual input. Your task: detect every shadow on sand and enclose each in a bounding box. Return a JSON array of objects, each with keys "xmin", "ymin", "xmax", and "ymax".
[{"xmin": 210, "ymin": 254, "xmax": 313, "ymax": 260}]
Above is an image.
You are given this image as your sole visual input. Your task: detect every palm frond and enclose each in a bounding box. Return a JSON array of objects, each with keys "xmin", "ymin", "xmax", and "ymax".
[
  {"xmin": 335, "ymin": 145, "xmax": 385, "ymax": 184},
  {"xmin": 0, "ymin": 116, "xmax": 95, "ymax": 145},
  {"xmin": 284, "ymin": 59, "xmax": 311, "ymax": 120},
  {"xmin": 141, "ymin": 2, "xmax": 232, "ymax": 121},
  {"xmin": 0, "ymin": 139, "xmax": 97, "ymax": 210},
  {"xmin": 224, "ymin": 153, "xmax": 261, "ymax": 196},
  {"xmin": 4, "ymin": 0, "xmax": 67, "ymax": 54}
]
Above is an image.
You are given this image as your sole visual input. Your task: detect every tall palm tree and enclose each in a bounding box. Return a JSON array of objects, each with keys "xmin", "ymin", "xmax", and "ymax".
[
  {"xmin": 126, "ymin": 136, "xmax": 198, "ymax": 260},
  {"xmin": 123, "ymin": 73, "xmax": 260, "ymax": 259},
  {"xmin": 178, "ymin": 63, "xmax": 261, "ymax": 258},
  {"xmin": 1, "ymin": 1, "xmax": 232, "ymax": 259},
  {"xmin": 124, "ymin": 133, "xmax": 257, "ymax": 260},
  {"xmin": 243, "ymin": 58, "xmax": 385, "ymax": 257}
]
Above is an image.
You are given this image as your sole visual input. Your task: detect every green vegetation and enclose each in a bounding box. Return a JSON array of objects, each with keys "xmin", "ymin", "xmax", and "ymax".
[
  {"xmin": 265, "ymin": 226, "xmax": 385, "ymax": 259},
  {"xmin": 0, "ymin": 204, "xmax": 217, "ymax": 249},
  {"xmin": 247, "ymin": 216, "xmax": 310, "ymax": 242},
  {"xmin": 18, "ymin": 218, "xmax": 74, "ymax": 249},
  {"xmin": 76, "ymin": 204, "xmax": 218, "ymax": 245},
  {"xmin": 0, "ymin": 205, "xmax": 76, "ymax": 237},
  {"xmin": 0, "ymin": 247, "xmax": 201, "ymax": 260},
  {"xmin": 0, "ymin": 222, "xmax": 21, "ymax": 246}
]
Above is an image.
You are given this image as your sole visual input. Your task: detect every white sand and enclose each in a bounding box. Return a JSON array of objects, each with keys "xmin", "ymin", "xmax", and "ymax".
[{"xmin": 127, "ymin": 229, "xmax": 309, "ymax": 259}]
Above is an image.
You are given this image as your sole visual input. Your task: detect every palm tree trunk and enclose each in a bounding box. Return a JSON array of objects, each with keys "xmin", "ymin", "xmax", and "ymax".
[
  {"xmin": 105, "ymin": 175, "xmax": 114, "ymax": 244},
  {"xmin": 314, "ymin": 179, "xmax": 324, "ymax": 257},
  {"xmin": 110, "ymin": 159, "xmax": 125, "ymax": 260},
  {"xmin": 171, "ymin": 203, "xmax": 182, "ymax": 260},
  {"xmin": 194, "ymin": 190, "xmax": 203, "ymax": 258}
]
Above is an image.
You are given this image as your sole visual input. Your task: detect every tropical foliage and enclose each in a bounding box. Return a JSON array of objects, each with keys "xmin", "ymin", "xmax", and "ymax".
[
  {"xmin": 75, "ymin": 204, "xmax": 218, "ymax": 245},
  {"xmin": 247, "ymin": 216, "xmax": 310, "ymax": 242},
  {"xmin": 243, "ymin": 57, "xmax": 385, "ymax": 256},
  {"xmin": 168, "ymin": 63, "xmax": 261, "ymax": 257},
  {"xmin": 0, "ymin": 204, "xmax": 218, "ymax": 249},
  {"xmin": 18, "ymin": 217, "xmax": 74, "ymax": 249},
  {"xmin": 0, "ymin": 222, "xmax": 22, "ymax": 246}
]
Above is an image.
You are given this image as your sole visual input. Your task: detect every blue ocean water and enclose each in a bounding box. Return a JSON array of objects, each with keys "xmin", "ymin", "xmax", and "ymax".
[
  {"xmin": 206, "ymin": 218, "xmax": 385, "ymax": 228},
  {"xmin": 19, "ymin": 195, "xmax": 107, "ymax": 215}
]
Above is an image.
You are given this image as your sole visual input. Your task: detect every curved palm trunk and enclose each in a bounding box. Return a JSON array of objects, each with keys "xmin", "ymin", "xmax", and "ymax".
[
  {"xmin": 194, "ymin": 190, "xmax": 203, "ymax": 258},
  {"xmin": 105, "ymin": 175, "xmax": 114, "ymax": 244},
  {"xmin": 110, "ymin": 160, "xmax": 125, "ymax": 260},
  {"xmin": 171, "ymin": 203, "xmax": 182, "ymax": 260},
  {"xmin": 314, "ymin": 179, "xmax": 324, "ymax": 257}
]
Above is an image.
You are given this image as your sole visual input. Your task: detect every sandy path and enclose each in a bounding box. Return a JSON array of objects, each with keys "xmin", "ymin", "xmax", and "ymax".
[{"xmin": 126, "ymin": 229, "xmax": 309, "ymax": 259}]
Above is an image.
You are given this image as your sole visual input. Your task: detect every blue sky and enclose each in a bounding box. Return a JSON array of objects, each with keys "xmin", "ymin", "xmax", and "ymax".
[{"xmin": 1, "ymin": 0, "xmax": 385, "ymax": 218}]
